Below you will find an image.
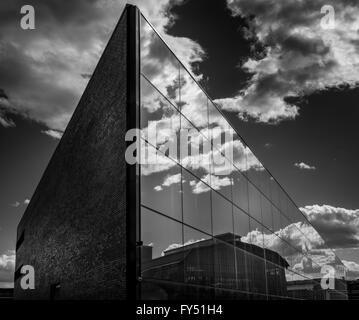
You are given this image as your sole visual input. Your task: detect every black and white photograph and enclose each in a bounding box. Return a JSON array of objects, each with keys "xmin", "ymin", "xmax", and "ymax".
[{"xmin": 1, "ymin": 0, "xmax": 359, "ymax": 311}]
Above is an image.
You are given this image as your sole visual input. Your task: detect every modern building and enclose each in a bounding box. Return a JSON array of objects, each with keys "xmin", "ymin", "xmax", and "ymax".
[
  {"xmin": 14, "ymin": 4, "xmax": 348, "ymax": 300},
  {"xmin": 141, "ymin": 233, "xmax": 289, "ymax": 299}
]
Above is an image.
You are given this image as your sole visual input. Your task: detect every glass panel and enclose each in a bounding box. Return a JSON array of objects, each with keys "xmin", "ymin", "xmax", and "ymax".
[
  {"xmin": 180, "ymin": 116, "xmax": 211, "ymax": 181},
  {"xmin": 179, "ymin": 67, "xmax": 208, "ymax": 133},
  {"xmin": 246, "ymin": 149, "xmax": 264, "ymax": 183},
  {"xmin": 261, "ymin": 194, "xmax": 273, "ymax": 232},
  {"xmin": 208, "ymin": 100, "xmax": 225, "ymax": 130},
  {"xmin": 232, "ymin": 169, "xmax": 249, "ymax": 213},
  {"xmin": 233, "ymin": 207, "xmax": 250, "ymax": 243},
  {"xmin": 140, "ymin": 75, "xmax": 181, "ymax": 163},
  {"xmin": 269, "ymin": 177, "xmax": 281, "ymax": 210},
  {"xmin": 248, "ymin": 217, "xmax": 264, "ymax": 257},
  {"xmin": 141, "ymin": 143, "xmax": 182, "ymax": 221},
  {"xmin": 141, "ymin": 208, "xmax": 184, "ymax": 299},
  {"xmin": 210, "ymin": 149, "xmax": 233, "ymax": 201},
  {"xmin": 141, "ymin": 207, "xmax": 183, "ymax": 260},
  {"xmin": 248, "ymin": 182, "xmax": 263, "ymax": 224},
  {"xmin": 278, "ymin": 188, "xmax": 289, "ymax": 220},
  {"xmin": 212, "ymin": 190, "xmax": 233, "ymax": 241},
  {"xmin": 183, "ymin": 226, "xmax": 214, "ymax": 299},
  {"xmin": 214, "ymin": 238, "xmax": 237, "ymax": 294},
  {"xmin": 272, "ymin": 205, "xmax": 282, "ymax": 235},
  {"xmin": 234, "ymin": 245, "xmax": 250, "ymax": 295},
  {"xmin": 280, "ymin": 213, "xmax": 292, "ymax": 233},
  {"xmin": 266, "ymin": 262, "xmax": 288, "ymax": 298},
  {"xmin": 247, "ymin": 254, "xmax": 267, "ymax": 297},
  {"xmin": 233, "ymin": 207, "xmax": 252, "ymax": 295},
  {"xmin": 140, "ymin": 16, "xmax": 180, "ymax": 107},
  {"xmin": 258, "ymin": 170, "xmax": 272, "ymax": 204},
  {"xmin": 232, "ymin": 131, "xmax": 248, "ymax": 173},
  {"xmin": 182, "ymin": 169, "xmax": 212, "ymax": 234},
  {"xmin": 287, "ymin": 199, "xmax": 301, "ymax": 224}
]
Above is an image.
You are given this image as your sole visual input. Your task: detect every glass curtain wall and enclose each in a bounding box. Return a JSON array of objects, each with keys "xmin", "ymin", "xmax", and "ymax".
[{"xmin": 138, "ymin": 14, "xmax": 347, "ymax": 300}]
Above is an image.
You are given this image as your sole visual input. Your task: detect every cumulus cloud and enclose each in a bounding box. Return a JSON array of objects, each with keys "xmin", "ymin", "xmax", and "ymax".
[
  {"xmin": 0, "ymin": 250, "xmax": 15, "ymax": 286},
  {"xmin": 300, "ymin": 204, "xmax": 359, "ymax": 248},
  {"xmin": 189, "ymin": 178, "xmax": 211, "ymax": 194},
  {"xmin": 188, "ymin": 174, "xmax": 231, "ymax": 194},
  {"xmin": 343, "ymin": 260, "xmax": 359, "ymax": 272},
  {"xmin": 154, "ymin": 173, "xmax": 181, "ymax": 191},
  {"xmin": 0, "ymin": 0, "xmax": 204, "ymax": 132},
  {"xmin": 214, "ymin": 0, "xmax": 359, "ymax": 123},
  {"xmin": 294, "ymin": 162, "xmax": 316, "ymax": 170}
]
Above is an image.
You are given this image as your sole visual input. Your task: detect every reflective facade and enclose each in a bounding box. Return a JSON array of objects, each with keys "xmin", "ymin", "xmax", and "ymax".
[{"xmin": 138, "ymin": 12, "xmax": 347, "ymax": 300}]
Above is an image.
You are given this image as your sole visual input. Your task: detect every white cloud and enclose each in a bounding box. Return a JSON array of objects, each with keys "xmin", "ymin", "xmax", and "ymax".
[
  {"xmin": 294, "ymin": 162, "xmax": 316, "ymax": 170},
  {"xmin": 140, "ymin": 144, "xmax": 177, "ymax": 176},
  {"xmin": 0, "ymin": 251, "xmax": 15, "ymax": 270},
  {"xmin": 154, "ymin": 173, "xmax": 181, "ymax": 191},
  {"xmin": 41, "ymin": 129, "xmax": 63, "ymax": 140},
  {"xmin": 343, "ymin": 260, "xmax": 359, "ymax": 272},
  {"xmin": 0, "ymin": 250, "xmax": 15, "ymax": 286},
  {"xmin": 189, "ymin": 178, "xmax": 211, "ymax": 194},
  {"xmin": 163, "ymin": 238, "xmax": 207, "ymax": 255},
  {"xmin": 216, "ymin": 0, "xmax": 359, "ymax": 123},
  {"xmin": 24, "ymin": 199, "xmax": 30, "ymax": 205},
  {"xmin": 243, "ymin": 221, "xmax": 325, "ymax": 255},
  {"xmin": 300, "ymin": 204, "xmax": 359, "ymax": 248},
  {"xmin": 10, "ymin": 201, "xmax": 20, "ymax": 208},
  {"xmin": 162, "ymin": 173, "xmax": 181, "ymax": 187},
  {"xmin": 188, "ymin": 174, "xmax": 232, "ymax": 194},
  {"xmin": 0, "ymin": 0, "xmax": 204, "ymax": 134}
]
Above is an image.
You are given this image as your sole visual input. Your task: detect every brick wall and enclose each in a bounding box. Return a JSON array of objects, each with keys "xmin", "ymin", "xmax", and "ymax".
[{"xmin": 14, "ymin": 7, "xmax": 129, "ymax": 300}]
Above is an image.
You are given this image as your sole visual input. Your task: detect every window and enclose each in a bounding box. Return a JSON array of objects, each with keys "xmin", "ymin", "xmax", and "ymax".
[
  {"xmin": 140, "ymin": 16, "xmax": 180, "ymax": 107},
  {"xmin": 212, "ymin": 191, "xmax": 233, "ymax": 241},
  {"xmin": 179, "ymin": 67, "xmax": 208, "ymax": 133},
  {"xmin": 182, "ymin": 169, "xmax": 212, "ymax": 234},
  {"xmin": 141, "ymin": 143, "xmax": 182, "ymax": 221}
]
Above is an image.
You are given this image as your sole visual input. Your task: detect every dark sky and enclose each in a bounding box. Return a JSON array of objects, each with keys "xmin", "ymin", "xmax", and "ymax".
[
  {"xmin": 167, "ymin": 0, "xmax": 359, "ymax": 209},
  {"xmin": 0, "ymin": 116, "xmax": 58, "ymax": 253},
  {"xmin": 1, "ymin": 0, "xmax": 359, "ymax": 286}
]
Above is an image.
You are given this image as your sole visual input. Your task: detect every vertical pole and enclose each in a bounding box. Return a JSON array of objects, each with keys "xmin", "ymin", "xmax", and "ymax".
[{"xmin": 126, "ymin": 4, "xmax": 140, "ymax": 301}]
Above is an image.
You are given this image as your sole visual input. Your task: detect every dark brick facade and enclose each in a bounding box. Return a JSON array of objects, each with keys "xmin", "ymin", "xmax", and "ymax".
[{"xmin": 14, "ymin": 6, "xmax": 133, "ymax": 300}]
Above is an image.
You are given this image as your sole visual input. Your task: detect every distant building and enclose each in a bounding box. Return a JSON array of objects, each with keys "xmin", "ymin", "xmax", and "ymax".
[
  {"xmin": 142, "ymin": 233, "xmax": 289, "ymax": 299},
  {"xmin": 347, "ymin": 280, "xmax": 359, "ymax": 300},
  {"xmin": 287, "ymin": 279, "xmax": 348, "ymax": 300},
  {"xmin": 0, "ymin": 288, "xmax": 13, "ymax": 300},
  {"xmin": 14, "ymin": 5, "xmax": 348, "ymax": 300}
]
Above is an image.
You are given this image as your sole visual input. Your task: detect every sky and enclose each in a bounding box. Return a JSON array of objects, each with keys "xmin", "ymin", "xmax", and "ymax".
[{"xmin": 1, "ymin": 0, "xmax": 359, "ymax": 288}]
